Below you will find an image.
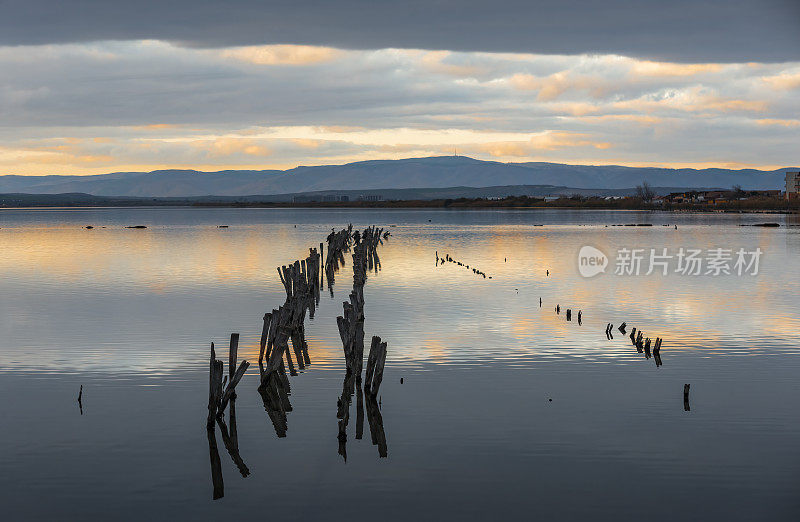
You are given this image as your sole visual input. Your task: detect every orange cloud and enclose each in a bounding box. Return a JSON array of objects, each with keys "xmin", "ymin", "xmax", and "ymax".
[
  {"xmin": 578, "ymin": 114, "xmax": 663, "ymax": 125},
  {"xmin": 132, "ymin": 123, "xmax": 179, "ymax": 130},
  {"xmin": 613, "ymin": 87, "xmax": 767, "ymax": 114},
  {"xmin": 509, "ymin": 72, "xmax": 610, "ymax": 101},
  {"xmin": 755, "ymin": 118, "xmax": 800, "ymax": 127},
  {"xmin": 629, "ymin": 61, "xmax": 723, "ymax": 77},
  {"xmin": 477, "ymin": 131, "xmax": 612, "ymax": 157},
  {"xmin": 290, "ymin": 138, "xmax": 323, "ymax": 149},
  {"xmin": 220, "ymin": 45, "xmax": 342, "ymax": 66},
  {"xmin": 761, "ymin": 71, "xmax": 800, "ymax": 90},
  {"xmin": 419, "ymin": 50, "xmax": 485, "ymax": 78},
  {"xmin": 194, "ymin": 138, "xmax": 271, "ymax": 157}
]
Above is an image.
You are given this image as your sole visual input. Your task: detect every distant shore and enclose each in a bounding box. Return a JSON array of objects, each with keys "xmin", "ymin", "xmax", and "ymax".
[{"xmin": 2, "ymin": 193, "xmax": 798, "ymax": 213}]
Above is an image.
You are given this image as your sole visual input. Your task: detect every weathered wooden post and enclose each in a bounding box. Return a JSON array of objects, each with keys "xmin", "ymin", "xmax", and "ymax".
[
  {"xmin": 364, "ymin": 335, "xmax": 387, "ymax": 396},
  {"xmin": 684, "ymin": 384, "xmax": 691, "ymax": 411},
  {"xmin": 207, "ymin": 343, "xmax": 224, "ymax": 427},
  {"xmin": 229, "ymin": 333, "xmax": 239, "ymax": 383}
]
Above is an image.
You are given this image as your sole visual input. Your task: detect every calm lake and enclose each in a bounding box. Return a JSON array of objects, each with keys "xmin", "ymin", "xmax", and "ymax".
[{"xmin": 1, "ymin": 207, "xmax": 799, "ymax": 520}]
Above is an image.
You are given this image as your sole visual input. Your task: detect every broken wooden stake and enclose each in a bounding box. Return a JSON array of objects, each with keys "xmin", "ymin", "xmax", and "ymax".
[
  {"xmin": 364, "ymin": 335, "xmax": 387, "ymax": 396},
  {"xmin": 684, "ymin": 383, "xmax": 691, "ymax": 411}
]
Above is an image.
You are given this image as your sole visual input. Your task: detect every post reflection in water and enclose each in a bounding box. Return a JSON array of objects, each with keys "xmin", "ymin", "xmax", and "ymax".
[
  {"xmin": 337, "ymin": 372, "xmax": 388, "ymax": 460},
  {"xmin": 257, "ymin": 372, "xmax": 292, "ymax": 438},
  {"xmin": 207, "ymin": 397, "xmax": 250, "ymax": 499},
  {"xmin": 206, "ymin": 426, "xmax": 224, "ymax": 501},
  {"xmin": 217, "ymin": 399, "xmax": 250, "ymax": 478}
]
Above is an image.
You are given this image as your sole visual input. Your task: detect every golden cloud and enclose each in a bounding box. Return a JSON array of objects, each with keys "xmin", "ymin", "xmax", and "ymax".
[
  {"xmin": 290, "ymin": 138, "xmax": 323, "ymax": 149},
  {"xmin": 132, "ymin": 123, "xmax": 179, "ymax": 131},
  {"xmin": 629, "ymin": 60, "xmax": 723, "ymax": 77},
  {"xmin": 613, "ymin": 87, "xmax": 767, "ymax": 114},
  {"xmin": 755, "ymin": 118, "xmax": 800, "ymax": 127},
  {"xmin": 419, "ymin": 50, "xmax": 485, "ymax": 78},
  {"xmin": 194, "ymin": 138, "xmax": 271, "ymax": 157},
  {"xmin": 477, "ymin": 131, "xmax": 612, "ymax": 157},
  {"xmin": 761, "ymin": 71, "xmax": 800, "ymax": 90},
  {"xmin": 508, "ymin": 72, "xmax": 608, "ymax": 101},
  {"xmin": 220, "ymin": 45, "xmax": 342, "ymax": 66}
]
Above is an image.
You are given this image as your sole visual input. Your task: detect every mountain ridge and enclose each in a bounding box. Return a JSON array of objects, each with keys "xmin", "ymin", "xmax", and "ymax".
[{"xmin": 1, "ymin": 156, "xmax": 793, "ymax": 197}]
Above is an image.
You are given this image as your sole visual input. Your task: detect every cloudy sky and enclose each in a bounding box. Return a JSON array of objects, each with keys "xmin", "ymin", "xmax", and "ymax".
[{"xmin": 1, "ymin": 0, "xmax": 798, "ymax": 175}]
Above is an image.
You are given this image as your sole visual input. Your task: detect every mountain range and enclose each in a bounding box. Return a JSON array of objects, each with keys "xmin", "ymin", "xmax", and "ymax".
[{"xmin": 0, "ymin": 156, "xmax": 793, "ymax": 198}]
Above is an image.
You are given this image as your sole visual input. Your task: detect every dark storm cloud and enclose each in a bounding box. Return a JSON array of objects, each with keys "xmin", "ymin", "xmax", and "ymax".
[{"xmin": 1, "ymin": 0, "xmax": 798, "ymax": 62}]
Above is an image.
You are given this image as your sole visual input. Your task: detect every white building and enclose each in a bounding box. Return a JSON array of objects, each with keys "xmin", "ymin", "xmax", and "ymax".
[{"xmin": 786, "ymin": 171, "xmax": 800, "ymax": 200}]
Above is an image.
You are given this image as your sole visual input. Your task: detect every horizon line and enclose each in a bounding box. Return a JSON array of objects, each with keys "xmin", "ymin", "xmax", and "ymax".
[{"xmin": 2, "ymin": 155, "xmax": 797, "ymax": 178}]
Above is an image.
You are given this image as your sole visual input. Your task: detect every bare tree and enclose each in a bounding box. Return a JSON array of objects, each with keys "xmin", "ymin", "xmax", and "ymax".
[
  {"xmin": 732, "ymin": 184, "xmax": 746, "ymax": 198},
  {"xmin": 636, "ymin": 181, "xmax": 656, "ymax": 202}
]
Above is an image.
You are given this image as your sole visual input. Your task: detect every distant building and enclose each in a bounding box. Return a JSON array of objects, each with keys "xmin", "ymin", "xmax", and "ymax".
[
  {"xmin": 785, "ymin": 171, "xmax": 800, "ymax": 200},
  {"xmin": 358, "ymin": 194, "xmax": 383, "ymax": 202},
  {"xmin": 321, "ymin": 195, "xmax": 349, "ymax": 202}
]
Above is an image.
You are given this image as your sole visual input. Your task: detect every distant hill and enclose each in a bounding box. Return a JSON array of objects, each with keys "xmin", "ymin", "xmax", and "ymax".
[{"xmin": 0, "ymin": 156, "xmax": 792, "ymax": 197}]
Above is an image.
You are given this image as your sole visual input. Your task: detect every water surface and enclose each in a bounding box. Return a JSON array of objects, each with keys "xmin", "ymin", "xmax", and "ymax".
[{"xmin": 1, "ymin": 208, "xmax": 799, "ymax": 520}]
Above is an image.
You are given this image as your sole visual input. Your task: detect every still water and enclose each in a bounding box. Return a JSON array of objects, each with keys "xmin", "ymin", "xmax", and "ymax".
[{"xmin": 1, "ymin": 208, "xmax": 799, "ymax": 520}]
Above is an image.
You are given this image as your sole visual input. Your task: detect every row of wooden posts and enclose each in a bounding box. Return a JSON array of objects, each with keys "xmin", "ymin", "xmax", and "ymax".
[
  {"xmin": 602, "ymin": 321, "xmax": 663, "ymax": 367},
  {"xmin": 336, "ymin": 226, "xmax": 389, "ymax": 460},
  {"xmin": 436, "ymin": 251, "xmax": 491, "ymax": 278},
  {"xmin": 257, "ymin": 227, "xmax": 355, "ymax": 437},
  {"xmin": 205, "ymin": 225, "xmax": 390, "ymax": 498}
]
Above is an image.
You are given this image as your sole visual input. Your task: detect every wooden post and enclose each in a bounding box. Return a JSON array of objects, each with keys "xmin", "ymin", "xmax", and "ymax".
[
  {"xmin": 207, "ymin": 343, "xmax": 220, "ymax": 427},
  {"xmin": 259, "ymin": 313, "xmax": 271, "ymax": 364},
  {"xmin": 683, "ymin": 384, "xmax": 691, "ymax": 411},
  {"xmin": 365, "ymin": 335, "xmax": 387, "ymax": 396},
  {"xmin": 218, "ymin": 360, "xmax": 250, "ymax": 414},
  {"xmin": 229, "ymin": 333, "xmax": 239, "ymax": 378}
]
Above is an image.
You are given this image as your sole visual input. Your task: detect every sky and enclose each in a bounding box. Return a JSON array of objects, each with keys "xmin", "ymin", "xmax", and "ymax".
[{"xmin": 1, "ymin": 0, "xmax": 799, "ymax": 176}]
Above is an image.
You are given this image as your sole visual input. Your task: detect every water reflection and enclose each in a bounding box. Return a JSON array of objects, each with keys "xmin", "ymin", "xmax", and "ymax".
[
  {"xmin": 206, "ymin": 427, "xmax": 224, "ymax": 500},
  {"xmin": 2, "ymin": 209, "xmax": 800, "ymax": 519},
  {"xmin": 217, "ymin": 400, "xmax": 249, "ymax": 478}
]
